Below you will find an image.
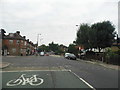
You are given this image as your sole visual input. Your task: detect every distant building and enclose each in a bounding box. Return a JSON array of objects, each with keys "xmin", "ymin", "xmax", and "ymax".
[
  {"xmin": 1, "ymin": 29, "xmax": 36, "ymax": 56},
  {"xmin": 111, "ymin": 39, "xmax": 120, "ymax": 52},
  {"xmin": 59, "ymin": 44, "xmax": 68, "ymax": 52}
]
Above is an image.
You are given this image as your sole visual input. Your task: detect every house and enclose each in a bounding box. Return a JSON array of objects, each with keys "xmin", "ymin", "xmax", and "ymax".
[
  {"xmin": 111, "ymin": 42, "xmax": 120, "ymax": 52},
  {"xmin": 1, "ymin": 29, "xmax": 36, "ymax": 56}
]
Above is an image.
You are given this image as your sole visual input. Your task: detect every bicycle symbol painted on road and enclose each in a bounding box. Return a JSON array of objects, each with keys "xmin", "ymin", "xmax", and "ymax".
[{"xmin": 6, "ymin": 74, "xmax": 44, "ymax": 86}]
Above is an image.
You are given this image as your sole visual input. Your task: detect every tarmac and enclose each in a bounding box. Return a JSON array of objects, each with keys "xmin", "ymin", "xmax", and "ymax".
[
  {"xmin": 0, "ymin": 55, "xmax": 119, "ymax": 70},
  {"xmin": 51, "ymin": 55, "xmax": 120, "ymax": 70}
]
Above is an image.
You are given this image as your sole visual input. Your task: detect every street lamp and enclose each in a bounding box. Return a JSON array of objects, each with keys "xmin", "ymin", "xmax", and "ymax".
[
  {"xmin": 76, "ymin": 24, "xmax": 81, "ymax": 59},
  {"xmin": 39, "ymin": 38, "xmax": 43, "ymax": 45},
  {"xmin": 35, "ymin": 34, "xmax": 41, "ymax": 56},
  {"xmin": 76, "ymin": 25, "xmax": 79, "ymax": 27},
  {"xmin": 37, "ymin": 34, "xmax": 41, "ymax": 46},
  {"xmin": 76, "ymin": 24, "xmax": 81, "ymax": 31}
]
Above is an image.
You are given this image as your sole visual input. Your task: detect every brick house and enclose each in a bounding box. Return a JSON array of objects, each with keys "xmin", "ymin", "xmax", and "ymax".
[
  {"xmin": 1, "ymin": 29, "xmax": 36, "ymax": 56},
  {"xmin": 26, "ymin": 40, "xmax": 36, "ymax": 55}
]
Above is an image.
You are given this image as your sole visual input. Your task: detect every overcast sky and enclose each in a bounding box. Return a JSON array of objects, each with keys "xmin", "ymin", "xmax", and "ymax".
[{"xmin": 0, "ymin": 0, "xmax": 119, "ymax": 46}]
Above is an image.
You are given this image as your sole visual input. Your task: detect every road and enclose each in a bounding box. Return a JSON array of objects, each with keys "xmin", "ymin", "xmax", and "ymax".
[{"xmin": 2, "ymin": 55, "xmax": 119, "ymax": 89}]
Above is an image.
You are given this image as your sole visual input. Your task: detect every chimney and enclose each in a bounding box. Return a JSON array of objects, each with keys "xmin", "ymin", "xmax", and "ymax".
[
  {"xmin": 16, "ymin": 31, "xmax": 20, "ymax": 35},
  {"xmin": 23, "ymin": 36, "xmax": 26, "ymax": 39},
  {"xmin": 0, "ymin": 29, "xmax": 6, "ymax": 37},
  {"xmin": 27, "ymin": 39, "xmax": 29, "ymax": 42}
]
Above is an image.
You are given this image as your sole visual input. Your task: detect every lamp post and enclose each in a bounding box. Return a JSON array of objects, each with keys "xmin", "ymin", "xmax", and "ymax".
[
  {"xmin": 37, "ymin": 34, "xmax": 41, "ymax": 46},
  {"xmin": 35, "ymin": 34, "xmax": 41, "ymax": 55},
  {"xmin": 76, "ymin": 24, "xmax": 81, "ymax": 31},
  {"xmin": 76, "ymin": 24, "xmax": 81, "ymax": 59}
]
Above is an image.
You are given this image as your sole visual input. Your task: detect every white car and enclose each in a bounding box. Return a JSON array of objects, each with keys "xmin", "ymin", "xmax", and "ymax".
[
  {"xmin": 65, "ymin": 53, "xmax": 77, "ymax": 60},
  {"xmin": 64, "ymin": 53, "xmax": 70, "ymax": 58},
  {"xmin": 40, "ymin": 52, "xmax": 44, "ymax": 56}
]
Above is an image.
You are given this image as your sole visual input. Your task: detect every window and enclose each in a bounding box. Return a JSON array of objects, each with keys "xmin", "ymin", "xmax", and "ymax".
[
  {"xmin": 16, "ymin": 40, "xmax": 20, "ymax": 44},
  {"xmin": 21, "ymin": 49, "xmax": 23, "ymax": 53},
  {"xmin": 21, "ymin": 40, "xmax": 23, "ymax": 43},
  {"xmin": 24, "ymin": 41, "xmax": 27, "ymax": 45},
  {"xmin": 9, "ymin": 33, "xmax": 14, "ymax": 37},
  {"xmin": 9, "ymin": 40, "xmax": 13, "ymax": 44}
]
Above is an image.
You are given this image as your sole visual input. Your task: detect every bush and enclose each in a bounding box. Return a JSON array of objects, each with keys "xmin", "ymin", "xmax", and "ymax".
[
  {"xmin": 105, "ymin": 48, "xmax": 120, "ymax": 65},
  {"xmin": 85, "ymin": 51, "xmax": 96, "ymax": 60},
  {"xmin": 115, "ymin": 50, "xmax": 120, "ymax": 55}
]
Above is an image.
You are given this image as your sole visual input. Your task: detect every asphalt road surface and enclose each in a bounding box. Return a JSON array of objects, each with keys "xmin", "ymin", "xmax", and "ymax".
[
  {"xmin": 2, "ymin": 55, "xmax": 119, "ymax": 89},
  {"xmin": 2, "ymin": 71, "xmax": 94, "ymax": 88}
]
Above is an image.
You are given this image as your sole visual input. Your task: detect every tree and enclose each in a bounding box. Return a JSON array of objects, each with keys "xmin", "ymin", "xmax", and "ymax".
[
  {"xmin": 49, "ymin": 42, "xmax": 59, "ymax": 52},
  {"xmin": 68, "ymin": 44, "xmax": 78, "ymax": 56},
  {"xmin": 38, "ymin": 44, "xmax": 49, "ymax": 52},
  {"xmin": 76, "ymin": 21, "xmax": 116, "ymax": 52},
  {"xmin": 76, "ymin": 24, "xmax": 92, "ymax": 49},
  {"xmin": 87, "ymin": 28, "xmax": 97, "ymax": 50},
  {"xmin": 91, "ymin": 21, "xmax": 115, "ymax": 52}
]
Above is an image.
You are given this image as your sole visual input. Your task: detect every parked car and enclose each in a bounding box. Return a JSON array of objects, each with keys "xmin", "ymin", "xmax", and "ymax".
[
  {"xmin": 45, "ymin": 53, "xmax": 49, "ymax": 56},
  {"xmin": 65, "ymin": 53, "xmax": 77, "ymax": 60},
  {"xmin": 65, "ymin": 53, "xmax": 70, "ymax": 58}
]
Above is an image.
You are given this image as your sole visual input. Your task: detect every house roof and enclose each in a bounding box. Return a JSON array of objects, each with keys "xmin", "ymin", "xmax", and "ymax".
[
  {"xmin": 3, "ymin": 31, "xmax": 26, "ymax": 40},
  {"xmin": 2, "ymin": 29, "xmax": 36, "ymax": 47}
]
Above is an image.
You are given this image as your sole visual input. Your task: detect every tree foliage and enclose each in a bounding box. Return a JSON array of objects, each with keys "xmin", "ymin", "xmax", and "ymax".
[
  {"xmin": 68, "ymin": 44, "xmax": 78, "ymax": 56},
  {"xmin": 38, "ymin": 44, "xmax": 49, "ymax": 52},
  {"xmin": 49, "ymin": 42, "xmax": 59, "ymax": 52},
  {"xmin": 76, "ymin": 21, "xmax": 116, "ymax": 52},
  {"xmin": 91, "ymin": 21, "xmax": 115, "ymax": 51},
  {"xmin": 38, "ymin": 42, "xmax": 67, "ymax": 55}
]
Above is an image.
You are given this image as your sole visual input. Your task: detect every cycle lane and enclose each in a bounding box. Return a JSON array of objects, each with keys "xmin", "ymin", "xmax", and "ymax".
[{"xmin": 2, "ymin": 70, "xmax": 95, "ymax": 89}]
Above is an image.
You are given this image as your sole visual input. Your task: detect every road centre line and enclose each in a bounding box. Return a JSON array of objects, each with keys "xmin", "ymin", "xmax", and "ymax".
[{"xmin": 70, "ymin": 70, "xmax": 96, "ymax": 90}]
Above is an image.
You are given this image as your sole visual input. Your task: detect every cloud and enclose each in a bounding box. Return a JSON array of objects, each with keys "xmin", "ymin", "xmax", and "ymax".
[{"xmin": 0, "ymin": 0, "xmax": 119, "ymax": 46}]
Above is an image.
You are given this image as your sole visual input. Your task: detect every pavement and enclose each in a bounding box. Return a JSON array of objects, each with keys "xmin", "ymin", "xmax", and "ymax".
[
  {"xmin": 50, "ymin": 55, "xmax": 62, "ymax": 57},
  {"xmin": 79, "ymin": 59, "xmax": 119, "ymax": 70}
]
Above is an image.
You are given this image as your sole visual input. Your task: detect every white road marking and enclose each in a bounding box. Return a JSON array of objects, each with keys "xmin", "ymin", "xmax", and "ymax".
[
  {"xmin": 2, "ymin": 69, "xmax": 95, "ymax": 89},
  {"xmin": 70, "ymin": 70, "xmax": 96, "ymax": 90},
  {"xmin": 6, "ymin": 74, "xmax": 44, "ymax": 86},
  {"xmin": 1, "ymin": 69, "xmax": 71, "ymax": 73}
]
